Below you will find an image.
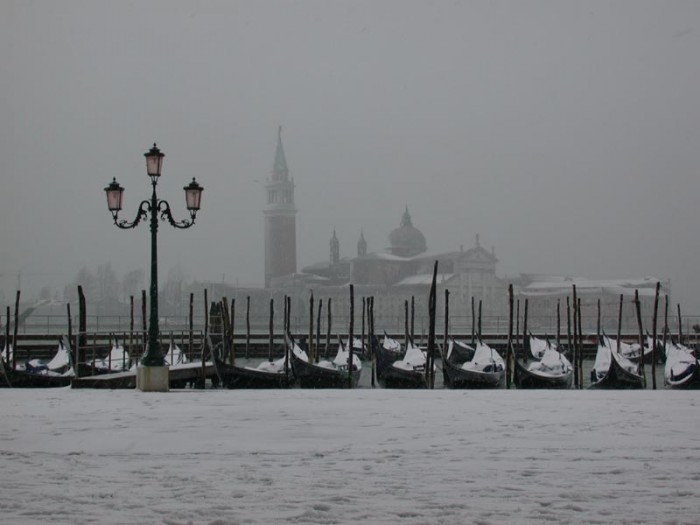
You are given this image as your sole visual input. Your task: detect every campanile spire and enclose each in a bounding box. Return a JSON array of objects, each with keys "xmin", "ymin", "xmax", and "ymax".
[{"xmin": 264, "ymin": 126, "xmax": 297, "ymax": 287}]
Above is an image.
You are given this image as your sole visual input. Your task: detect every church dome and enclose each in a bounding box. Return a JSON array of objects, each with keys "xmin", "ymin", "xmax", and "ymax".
[{"xmin": 388, "ymin": 208, "xmax": 427, "ymax": 257}]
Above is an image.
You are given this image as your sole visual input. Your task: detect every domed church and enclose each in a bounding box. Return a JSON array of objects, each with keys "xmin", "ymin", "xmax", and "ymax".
[{"xmin": 387, "ymin": 207, "xmax": 427, "ymax": 257}]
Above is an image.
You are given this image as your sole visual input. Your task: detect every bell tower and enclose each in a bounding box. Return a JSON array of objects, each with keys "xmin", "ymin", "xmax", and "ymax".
[
  {"xmin": 330, "ymin": 229, "xmax": 340, "ymax": 264},
  {"xmin": 357, "ymin": 230, "xmax": 367, "ymax": 257},
  {"xmin": 264, "ymin": 126, "xmax": 297, "ymax": 287}
]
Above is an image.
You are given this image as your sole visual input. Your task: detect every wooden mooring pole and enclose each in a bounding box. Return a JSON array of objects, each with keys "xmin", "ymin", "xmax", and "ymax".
[
  {"xmin": 245, "ymin": 296, "xmax": 250, "ymax": 358},
  {"xmin": 316, "ymin": 299, "xmax": 323, "ymax": 362},
  {"xmin": 663, "ymin": 295, "xmax": 669, "ymax": 360},
  {"xmin": 426, "ymin": 262, "xmax": 438, "ymax": 389},
  {"xmin": 556, "ymin": 299, "xmax": 561, "ymax": 348},
  {"xmin": 651, "ymin": 282, "xmax": 660, "ymax": 390},
  {"xmin": 443, "ymin": 289, "xmax": 450, "ymax": 359},
  {"xmin": 404, "ymin": 300, "xmax": 409, "ymax": 348},
  {"xmin": 223, "ymin": 297, "xmax": 233, "ymax": 364},
  {"xmin": 361, "ymin": 297, "xmax": 365, "ymax": 352},
  {"xmin": 634, "ymin": 290, "xmax": 646, "ymax": 388},
  {"xmin": 442, "ymin": 288, "xmax": 450, "ymax": 387},
  {"xmin": 79, "ymin": 286, "xmax": 87, "ymax": 368},
  {"xmin": 572, "ymin": 285, "xmax": 578, "ymax": 389},
  {"xmin": 566, "ymin": 296, "xmax": 572, "ymax": 369},
  {"xmin": 507, "ymin": 284, "xmax": 514, "ymax": 389},
  {"xmin": 617, "ymin": 294, "xmax": 623, "ymax": 355},
  {"xmin": 230, "ymin": 298, "xmax": 235, "ymax": 364},
  {"xmin": 478, "ymin": 299, "xmax": 483, "ymax": 340},
  {"xmin": 577, "ymin": 297, "xmax": 584, "ymax": 389},
  {"xmin": 516, "ymin": 300, "xmax": 521, "ymax": 351},
  {"xmin": 66, "ymin": 303, "xmax": 72, "ymax": 361},
  {"xmin": 201, "ymin": 288, "xmax": 208, "ymax": 389},
  {"xmin": 596, "ymin": 298, "xmax": 601, "ymax": 343},
  {"xmin": 309, "ymin": 291, "xmax": 314, "ymax": 363},
  {"xmin": 284, "ymin": 295, "xmax": 289, "ymax": 377},
  {"xmin": 348, "ymin": 284, "xmax": 354, "ymax": 389},
  {"xmin": 471, "ymin": 296, "xmax": 476, "ymax": 345},
  {"xmin": 410, "ymin": 296, "xmax": 415, "ymax": 342},
  {"xmin": 268, "ymin": 298, "xmax": 274, "ymax": 363},
  {"xmin": 369, "ymin": 296, "xmax": 376, "ymax": 388},
  {"xmin": 522, "ymin": 298, "xmax": 528, "ymax": 361},
  {"xmin": 4, "ymin": 306, "xmax": 9, "ymax": 365},
  {"xmin": 326, "ymin": 298, "xmax": 332, "ymax": 359}
]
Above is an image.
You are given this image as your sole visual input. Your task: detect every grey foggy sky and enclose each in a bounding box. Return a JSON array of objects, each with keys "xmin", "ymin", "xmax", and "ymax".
[{"xmin": 1, "ymin": 1, "xmax": 699, "ymax": 309}]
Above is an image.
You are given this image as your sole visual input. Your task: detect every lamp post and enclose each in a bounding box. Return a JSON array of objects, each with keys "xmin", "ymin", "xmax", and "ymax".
[{"xmin": 105, "ymin": 144, "xmax": 203, "ymax": 391}]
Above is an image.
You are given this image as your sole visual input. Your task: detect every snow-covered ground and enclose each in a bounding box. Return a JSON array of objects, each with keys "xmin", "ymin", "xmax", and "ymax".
[{"xmin": 1, "ymin": 389, "xmax": 698, "ymax": 525}]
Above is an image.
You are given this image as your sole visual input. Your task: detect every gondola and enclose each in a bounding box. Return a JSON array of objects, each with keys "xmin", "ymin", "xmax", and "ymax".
[
  {"xmin": 373, "ymin": 333, "xmax": 404, "ymax": 384},
  {"xmin": 513, "ymin": 337, "xmax": 573, "ymax": 389},
  {"xmin": 22, "ymin": 338, "xmax": 72, "ymax": 375},
  {"xmin": 589, "ymin": 336, "xmax": 644, "ymax": 389},
  {"xmin": 212, "ymin": 342, "xmax": 292, "ymax": 389},
  {"xmin": 0, "ymin": 339, "xmax": 73, "ymax": 388},
  {"xmin": 374, "ymin": 335, "xmax": 428, "ymax": 389},
  {"xmin": 0, "ymin": 365, "xmax": 73, "ymax": 388},
  {"xmin": 664, "ymin": 341, "xmax": 700, "ymax": 389},
  {"xmin": 441, "ymin": 339, "xmax": 504, "ymax": 389},
  {"xmin": 288, "ymin": 336, "xmax": 361, "ymax": 389}
]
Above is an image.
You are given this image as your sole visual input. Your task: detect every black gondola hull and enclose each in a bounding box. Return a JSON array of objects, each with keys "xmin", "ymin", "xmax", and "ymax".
[
  {"xmin": 213, "ymin": 355, "xmax": 292, "ymax": 389},
  {"xmin": 442, "ymin": 359, "xmax": 504, "ymax": 389},
  {"xmin": 589, "ymin": 354, "xmax": 644, "ymax": 390},
  {"xmin": 374, "ymin": 339, "xmax": 426, "ymax": 389},
  {"xmin": 289, "ymin": 351, "xmax": 361, "ymax": 389},
  {"xmin": 665, "ymin": 361, "xmax": 700, "ymax": 390},
  {"xmin": 378, "ymin": 366, "xmax": 427, "ymax": 389},
  {"xmin": 513, "ymin": 359, "xmax": 572, "ymax": 389},
  {"xmin": 0, "ymin": 368, "xmax": 72, "ymax": 388}
]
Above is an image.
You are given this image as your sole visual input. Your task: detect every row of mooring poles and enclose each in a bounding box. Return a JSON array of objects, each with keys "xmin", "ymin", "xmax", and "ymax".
[{"xmin": 0, "ymin": 274, "xmax": 689, "ymax": 392}]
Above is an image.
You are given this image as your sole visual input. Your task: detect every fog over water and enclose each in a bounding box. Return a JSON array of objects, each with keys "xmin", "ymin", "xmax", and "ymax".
[{"xmin": 1, "ymin": 1, "xmax": 699, "ymax": 310}]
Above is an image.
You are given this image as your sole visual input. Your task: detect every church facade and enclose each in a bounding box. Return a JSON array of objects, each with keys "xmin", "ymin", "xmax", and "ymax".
[{"xmin": 290, "ymin": 209, "xmax": 507, "ymax": 332}]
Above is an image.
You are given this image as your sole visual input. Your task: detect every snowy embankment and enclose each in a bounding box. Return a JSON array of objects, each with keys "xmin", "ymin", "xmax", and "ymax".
[{"xmin": 0, "ymin": 389, "xmax": 698, "ymax": 525}]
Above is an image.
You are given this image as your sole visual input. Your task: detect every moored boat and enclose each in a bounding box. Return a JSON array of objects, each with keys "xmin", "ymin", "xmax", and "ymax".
[
  {"xmin": 664, "ymin": 341, "xmax": 700, "ymax": 389},
  {"xmin": 441, "ymin": 339, "xmax": 504, "ymax": 389},
  {"xmin": 513, "ymin": 338, "xmax": 572, "ymax": 389},
  {"xmin": 589, "ymin": 336, "xmax": 644, "ymax": 389},
  {"xmin": 2, "ymin": 357, "xmax": 71, "ymax": 387},
  {"xmin": 212, "ymin": 343, "xmax": 292, "ymax": 389},
  {"xmin": 374, "ymin": 336, "xmax": 429, "ymax": 389},
  {"xmin": 288, "ymin": 336, "xmax": 361, "ymax": 389}
]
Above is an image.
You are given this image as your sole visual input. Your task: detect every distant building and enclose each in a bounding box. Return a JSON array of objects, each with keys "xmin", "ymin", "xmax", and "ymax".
[
  {"xmin": 293, "ymin": 209, "xmax": 507, "ymax": 331},
  {"xmin": 264, "ymin": 126, "xmax": 297, "ymax": 288},
  {"xmin": 514, "ymin": 275, "xmax": 670, "ymax": 332},
  {"xmin": 189, "ymin": 130, "xmax": 672, "ymax": 335}
]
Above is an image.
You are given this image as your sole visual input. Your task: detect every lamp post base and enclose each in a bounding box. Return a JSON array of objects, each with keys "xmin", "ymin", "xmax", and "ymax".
[{"xmin": 136, "ymin": 365, "xmax": 170, "ymax": 392}]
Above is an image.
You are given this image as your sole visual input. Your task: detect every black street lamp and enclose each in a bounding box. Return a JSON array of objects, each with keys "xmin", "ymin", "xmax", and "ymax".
[{"xmin": 105, "ymin": 144, "xmax": 203, "ymax": 376}]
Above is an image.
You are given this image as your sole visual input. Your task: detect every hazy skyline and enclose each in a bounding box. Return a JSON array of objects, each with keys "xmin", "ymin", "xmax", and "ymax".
[{"xmin": 2, "ymin": 1, "xmax": 699, "ymax": 309}]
